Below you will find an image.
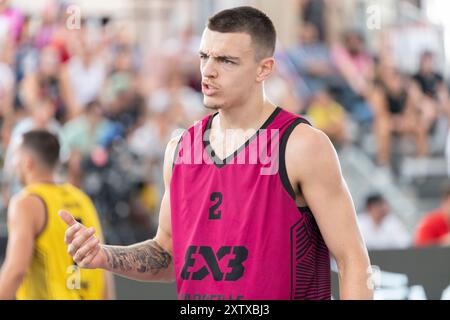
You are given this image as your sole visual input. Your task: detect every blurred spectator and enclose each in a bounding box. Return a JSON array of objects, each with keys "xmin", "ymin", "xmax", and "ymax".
[
  {"xmin": 162, "ymin": 25, "xmax": 201, "ymax": 92},
  {"xmin": 265, "ymin": 73, "xmax": 303, "ymax": 114},
  {"xmin": 2, "ymin": 98, "xmax": 60, "ymax": 199},
  {"xmin": 62, "ymin": 32, "xmax": 107, "ymax": 119},
  {"xmin": 81, "ymin": 138, "xmax": 154, "ymax": 245},
  {"xmin": 128, "ymin": 108, "xmax": 173, "ymax": 165},
  {"xmin": 61, "ymin": 99, "xmax": 114, "ymax": 187},
  {"xmin": 101, "ymin": 45, "xmax": 144, "ymax": 134},
  {"xmin": 415, "ymin": 181, "xmax": 450, "ymax": 247},
  {"xmin": 127, "ymin": 106, "xmax": 173, "ymax": 203},
  {"xmin": 271, "ymin": 45, "xmax": 307, "ymax": 113},
  {"xmin": 0, "ymin": 36, "xmax": 15, "ymax": 124},
  {"xmin": 34, "ymin": 1, "xmax": 59, "ymax": 50},
  {"xmin": 306, "ymin": 88, "xmax": 348, "ymax": 148},
  {"xmin": 332, "ymin": 30, "xmax": 374, "ymax": 124},
  {"xmin": 411, "ymin": 50, "xmax": 449, "ymax": 134},
  {"xmin": 147, "ymin": 68, "xmax": 204, "ymax": 129},
  {"xmin": 21, "ymin": 45, "xmax": 73, "ymax": 121},
  {"xmin": 46, "ymin": 4, "xmax": 72, "ymax": 64},
  {"xmin": 14, "ymin": 16, "xmax": 38, "ymax": 108},
  {"xmin": 289, "ymin": 23, "xmax": 338, "ymax": 100},
  {"xmin": 129, "ymin": 74, "xmax": 190, "ymax": 168},
  {"xmin": 128, "ymin": 73, "xmax": 199, "ymax": 203},
  {"xmin": 370, "ymin": 65, "xmax": 428, "ymax": 166},
  {"xmin": 298, "ymin": 0, "xmax": 326, "ymax": 41},
  {"xmin": 0, "ymin": 0, "xmax": 24, "ymax": 43},
  {"xmin": 358, "ymin": 193, "xmax": 410, "ymax": 250}
]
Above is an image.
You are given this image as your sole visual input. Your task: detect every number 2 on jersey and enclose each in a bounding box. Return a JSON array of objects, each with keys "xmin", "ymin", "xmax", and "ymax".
[{"xmin": 209, "ymin": 192, "xmax": 223, "ymax": 220}]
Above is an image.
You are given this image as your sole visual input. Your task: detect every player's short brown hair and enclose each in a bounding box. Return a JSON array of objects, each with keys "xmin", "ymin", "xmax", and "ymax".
[
  {"xmin": 21, "ymin": 130, "xmax": 60, "ymax": 169},
  {"xmin": 207, "ymin": 6, "xmax": 276, "ymax": 60}
]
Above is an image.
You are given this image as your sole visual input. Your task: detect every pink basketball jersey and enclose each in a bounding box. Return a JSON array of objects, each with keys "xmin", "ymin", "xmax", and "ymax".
[{"xmin": 170, "ymin": 107, "xmax": 331, "ymax": 300}]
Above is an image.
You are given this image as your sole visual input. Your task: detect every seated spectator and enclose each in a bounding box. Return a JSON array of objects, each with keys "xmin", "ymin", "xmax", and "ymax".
[
  {"xmin": 411, "ymin": 50, "xmax": 449, "ymax": 133},
  {"xmin": 288, "ymin": 23, "xmax": 338, "ymax": 99},
  {"xmin": 358, "ymin": 193, "xmax": 410, "ymax": 250},
  {"xmin": 62, "ymin": 32, "xmax": 107, "ymax": 120},
  {"xmin": 0, "ymin": 0, "xmax": 24, "ymax": 44},
  {"xmin": 370, "ymin": 65, "xmax": 428, "ymax": 166},
  {"xmin": 61, "ymin": 99, "xmax": 115, "ymax": 187},
  {"xmin": 101, "ymin": 45, "xmax": 144, "ymax": 133},
  {"xmin": 306, "ymin": 88, "xmax": 348, "ymax": 148},
  {"xmin": 299, "ymin": 0, "xmax": 326, "ymax": 41},
  {"xmin": 415, "ymin": 181, "xmax": 450, "ymax": 247},
  {"xmin": 331, "ymin": 30, "xmax": 374, "ymax": 124},
  {"xmin": 21, "ymin": 45, "xmax": 72, "ymax": 122}
]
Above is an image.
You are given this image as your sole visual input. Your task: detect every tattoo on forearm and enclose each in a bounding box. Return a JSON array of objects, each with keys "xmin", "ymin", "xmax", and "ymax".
[{"xmin": 104, "ymin": 240, "xmax": 172, "ymax": 275}]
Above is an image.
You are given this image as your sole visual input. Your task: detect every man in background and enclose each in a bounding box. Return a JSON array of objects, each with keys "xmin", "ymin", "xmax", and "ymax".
[
  {"xmin": 358, "ymin": 193, "xmax": 410, "ymax": 250},
  {"xmin": 0, "ymin": 130, "xmax": 114, "ymax": 299}
]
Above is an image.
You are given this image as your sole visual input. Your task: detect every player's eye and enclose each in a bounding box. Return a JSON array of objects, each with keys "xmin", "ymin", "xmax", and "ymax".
[{"xmin": 220, "ymin": 58, "xmax": 235, "ymax": 65}]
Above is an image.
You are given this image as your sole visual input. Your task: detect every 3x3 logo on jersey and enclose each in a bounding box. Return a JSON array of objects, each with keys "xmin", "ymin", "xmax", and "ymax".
[
  {"xmin": 181, "ymin": 245, "xmax": 248, "ymax": 281},
  {"xmin": 180, "ymin": 192, "xmax": 248, "ymax": 282}
]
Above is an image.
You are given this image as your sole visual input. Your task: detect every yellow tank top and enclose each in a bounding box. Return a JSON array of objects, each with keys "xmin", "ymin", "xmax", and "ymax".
[{"xmin": 15, "ymin": 183, "xmax": 105, "ymax": 300}]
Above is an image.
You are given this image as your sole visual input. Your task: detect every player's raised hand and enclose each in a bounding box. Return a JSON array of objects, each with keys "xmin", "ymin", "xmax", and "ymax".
[{"xmin": 59, "ymin": 210, "xmax": 107, "ymax": 269}]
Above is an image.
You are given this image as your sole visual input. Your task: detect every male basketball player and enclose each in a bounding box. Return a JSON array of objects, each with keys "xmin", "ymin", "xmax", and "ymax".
[
  {"xmin": 0, "ymin": 130, "xmax": 114, "ymax": 299},
  {"xmin": 60, "ymin": 6, "xmax": 373, "ymax": 299}
]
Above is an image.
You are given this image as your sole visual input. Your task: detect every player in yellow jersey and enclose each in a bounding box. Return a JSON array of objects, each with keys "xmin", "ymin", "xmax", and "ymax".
[{"xmin": 0, "ymin": 130, "xmax": 114, "ymax": 299}]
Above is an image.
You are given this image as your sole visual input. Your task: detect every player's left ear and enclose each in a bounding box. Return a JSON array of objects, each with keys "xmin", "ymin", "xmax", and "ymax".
[
  {"xmin": 256, "ymin": 57, "xmax": 275, "ymax": 83},
  {"xmin": 24, "ymin": 154, "xmax": 34, "ymax": 171}
]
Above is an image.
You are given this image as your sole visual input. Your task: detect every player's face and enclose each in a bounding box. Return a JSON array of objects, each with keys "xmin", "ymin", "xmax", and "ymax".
[{"xmin": 199, "ymin": 28, "xmax": 262, "ymax": 110}]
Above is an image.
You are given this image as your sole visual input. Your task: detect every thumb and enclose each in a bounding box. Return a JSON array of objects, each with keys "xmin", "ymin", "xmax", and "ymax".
[{"xmin": 58, "ymin": 210, "xmax": 77, "ymax": 227}]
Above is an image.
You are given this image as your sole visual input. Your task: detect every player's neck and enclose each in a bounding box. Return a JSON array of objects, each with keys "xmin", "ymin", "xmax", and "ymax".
[
  {"xmin": 216, "ymin": 96, "xmax": 275, "ymax": 131},
  {"xmin": 25, "ymin": 172, "xmax": 56, "ymax": 186}
]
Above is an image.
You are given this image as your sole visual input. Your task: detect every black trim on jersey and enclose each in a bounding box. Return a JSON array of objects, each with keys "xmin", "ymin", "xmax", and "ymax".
[
  {"xmin": 298, "ymin": 206, "xmax": 311, "ymax": 213},
  {"xmin": 279, "ymin": 118, "xmax": 311, "ymax": 200},
  {"xmin": 203, "ymin": 106, "xmax": 282, "ymax": 168},
  {"xmin": 29, "ymin": 194, "xmax": 48, "ymax": 239},
  {"xmin": 290, "ymin": 206, "xmax": 313, "ymax": 300}
]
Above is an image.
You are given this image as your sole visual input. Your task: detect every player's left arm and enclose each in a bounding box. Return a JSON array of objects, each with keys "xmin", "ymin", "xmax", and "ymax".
[
  {"xmin": 0, "ymin": 195, "xmax": 45, "ymax": 299},
  {"xmin": 285, "ymin": 124, "xmax": 373, "ymax": 300}
]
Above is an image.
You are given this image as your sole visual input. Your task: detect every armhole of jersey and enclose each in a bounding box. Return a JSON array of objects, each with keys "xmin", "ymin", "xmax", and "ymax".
[
  {"xmin": 279, "ymin": 118, "xmax": 311, "ymax": 200},
  {"xmin": 28, "ymin": 193, "xmax": 48, "ymax": 240},
  {"xmin": 171, "ymin": 134, "xmax": 184, "ymax": 172}
]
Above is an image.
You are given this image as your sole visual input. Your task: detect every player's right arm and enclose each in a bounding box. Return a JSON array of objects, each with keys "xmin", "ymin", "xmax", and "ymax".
[{"xmin": 59, "ymin": 135, "xmax": 181, "ymax": 283}]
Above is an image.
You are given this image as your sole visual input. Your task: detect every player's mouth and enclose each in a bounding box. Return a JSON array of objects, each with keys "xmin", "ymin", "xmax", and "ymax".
[{"xmin": 202, "ymin": 82, "xmax": 219, "ymax": 96}]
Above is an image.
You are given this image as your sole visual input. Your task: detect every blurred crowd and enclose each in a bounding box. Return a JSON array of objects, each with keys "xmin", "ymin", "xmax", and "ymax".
[
  {"xmin": 0, "ymin": 1, "xmax": 206, "ymax": 244},
  {"xmin": 0, "ymin": 0, "xmax": 449, "ymax": 249},
  {"xmin": 283, "ymin": 20, "xmax": 450, "ymax": 159},
  {"xmin": 282, "ymin": 0, "xmax": 450, "ymax": 250}
]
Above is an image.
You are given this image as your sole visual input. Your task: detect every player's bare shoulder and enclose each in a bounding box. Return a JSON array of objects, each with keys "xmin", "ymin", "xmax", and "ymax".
[
  {"xmin": 285, "ymin": 123, "xmax": 335, "ymax": 158},
  {"xmin": 163, "ymin": 131, "xmax": 184, "ymax": 184},
  {"xmin": 7, "ymin": 191, "xmax": 46, "ymax": 233},
  {"xmin": 284, "ymin": 123, "xmax": 340, "ymax": 180},
  {"xmin": 8, "ymin": 191, "xmax": 42, "ymax": 215},
  {"xmin": 167, "ymin": 132, "xmax": 182, "ymax": 156}
]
